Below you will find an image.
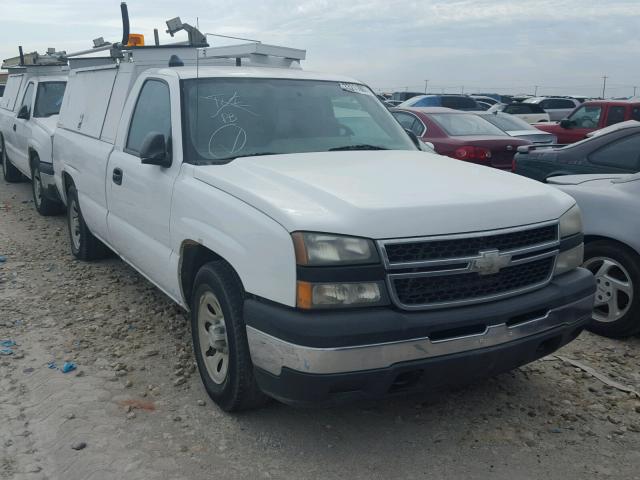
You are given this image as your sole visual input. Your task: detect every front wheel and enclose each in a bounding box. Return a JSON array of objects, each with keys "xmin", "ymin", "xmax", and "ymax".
[
  {"xmin": 66, "ymin": 184, "xmax": 110, "ymax": 260},
  {"xmin": 32, "ymin": 162, "xmax": 64, "ymax": 216},
  {"xmin": 191, "ymin": 261, "xmax": 267, "ymax": 412},
  {"xmin": 583, "ymin": 241, "xmax": 640, "ymax": 338},
  {"xmin": 1, "ymin": 136, "xmax": 22, "ymax": 183}
]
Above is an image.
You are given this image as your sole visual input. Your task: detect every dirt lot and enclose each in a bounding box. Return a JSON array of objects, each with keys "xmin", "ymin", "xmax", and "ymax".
[{"xmin": 1, "ymin": 178, "xmax": 639, "ymax": 480}]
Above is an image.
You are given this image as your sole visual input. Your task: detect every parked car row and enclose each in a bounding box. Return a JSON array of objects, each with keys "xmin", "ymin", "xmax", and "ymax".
[{"xmin": 2, "ymin": 6, "xmax": 636, "ymax": 412}]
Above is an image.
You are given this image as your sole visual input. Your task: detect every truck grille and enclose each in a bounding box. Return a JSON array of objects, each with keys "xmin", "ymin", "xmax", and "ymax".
[
  {"xmin": 384, "ymin": 224, "xmax": 557, "ymax": 264},
  {"xmin": 380, "ymin": 223, "xmax": 559, "ymax": 310},
  {"xmin": 392, "ymin": 257, "xmax": 554, "ymax": 307}
]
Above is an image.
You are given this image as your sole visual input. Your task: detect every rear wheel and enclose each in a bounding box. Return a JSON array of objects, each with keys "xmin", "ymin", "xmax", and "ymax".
[
  {"xmin": 191, "ymin": 261, "xmax": 267, "ymax": 412},
  {"xmin": 583, "ymin": 241, "xmax": 640, "ymax": 338},
  {"xmin": 66, "ymin": 184, "xmax": 110, "ymax": 260},
  {"xmin": 1, "ymin": 136, "xmax": 22, "ymax": 183},
  {"xmin": 32, "ymin": 160, "xmax": 64, "ymax": 216}
]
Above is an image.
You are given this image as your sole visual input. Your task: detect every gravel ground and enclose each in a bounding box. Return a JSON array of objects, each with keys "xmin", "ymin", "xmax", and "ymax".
[{"xmin": 1, "ymin": 177, "xmax": 640, "ymax": 480}]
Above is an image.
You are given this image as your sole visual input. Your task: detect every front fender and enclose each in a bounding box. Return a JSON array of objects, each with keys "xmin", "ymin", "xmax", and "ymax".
[{"xmin": 171, "ymin": 172, "xmax": 297, "ymax": 307}]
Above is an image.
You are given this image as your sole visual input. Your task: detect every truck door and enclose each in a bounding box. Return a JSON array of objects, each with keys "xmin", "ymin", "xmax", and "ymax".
[
  {"xmin": 106, "ymin": 77, "xmax": 180, "ymax": 292},
  {"xmin": 8, "ymin": 81, "xmax": 35, "ymax": 176}
]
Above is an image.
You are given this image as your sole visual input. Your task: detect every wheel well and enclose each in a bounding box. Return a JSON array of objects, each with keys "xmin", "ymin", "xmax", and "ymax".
[
  {"xmin": 28, "ymin": 148, "xmax": 39, "ymax": 170},
  {"xmin": 179, "ymin": 242, "xmax": 242, "ymax": 307},
  {"xmin": 584, "ymin": 235, "xmax": 638, "ymax": 255}
]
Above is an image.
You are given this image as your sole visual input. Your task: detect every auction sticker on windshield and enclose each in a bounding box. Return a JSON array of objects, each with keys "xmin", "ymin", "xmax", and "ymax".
[{"xmin": 339, "ymin": 83, "xmax": 373, "ymax": 95}]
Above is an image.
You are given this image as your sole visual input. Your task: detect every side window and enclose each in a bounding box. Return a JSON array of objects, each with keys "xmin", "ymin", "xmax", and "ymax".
[
  {"xmin": 126, "ymin": 80, "xmax": 171, "ymax": 155},
  {"xmin": 632, "ymin": 107, "xmax": 640, "ymax": 121},
  {"xmin": 392, "ymin": 112, "xmax": 425, "ymax": 137},
  {"xmin": 589, "ymin": 134, "xmax": 640, "ymax": 170},
  {"xmin": 19, "ymin": 83, "xmax": 35, "ymax": 116},
  {"xmin": 568, "ymin": 105, "xmax": 602, "ymax": 128},
  {"xmin": 605, "ymin": 106, "xmax": 626, "ymax": 126}
]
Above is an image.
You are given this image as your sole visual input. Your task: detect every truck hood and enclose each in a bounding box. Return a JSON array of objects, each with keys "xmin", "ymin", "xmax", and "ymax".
[{"xmin": 192, "ymin": 150, "xmax": 575, "ymax": 239}]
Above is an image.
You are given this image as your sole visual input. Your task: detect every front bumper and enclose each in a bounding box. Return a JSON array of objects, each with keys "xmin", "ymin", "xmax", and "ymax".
[{"xmin": 245, "ymin": 268, "xmax": 595, "ymax": 406}]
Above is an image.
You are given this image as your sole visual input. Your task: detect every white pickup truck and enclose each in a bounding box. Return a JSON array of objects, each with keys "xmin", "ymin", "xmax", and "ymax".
[
  {"xmin": 52, "ymin": 41, "xmax": 595, "ymax": 411},
  {"xmin": 0, "ymin": 63, "xmax": 67, "ymax": 215}
]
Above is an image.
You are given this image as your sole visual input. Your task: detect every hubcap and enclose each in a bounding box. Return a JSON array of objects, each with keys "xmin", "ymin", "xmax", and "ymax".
[
  {"xmin": 69, "ymin": 199, "xmax": 81, "ymax": 250},
  {"xmin": 584, "ymin": 257, "xmax": 634, "ymax": 323},
  {"xmin": 33, "ymin": 170, "xmax": 42, "ymax": 207},
  {"xmin": 197, "ymin": 291, "xmax": 229, "ymax": 384}
]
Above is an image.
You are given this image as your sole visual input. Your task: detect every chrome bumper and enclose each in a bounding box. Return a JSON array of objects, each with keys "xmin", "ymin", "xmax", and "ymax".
[{"xmin": 247, "ymin": 295, "xmax": 593, "ymax": 376}]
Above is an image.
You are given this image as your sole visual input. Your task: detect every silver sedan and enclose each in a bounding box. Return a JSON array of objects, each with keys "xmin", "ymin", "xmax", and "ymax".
[{"xmin": 549, "ymin": 172, "xmax": 640, "ymax": 337}]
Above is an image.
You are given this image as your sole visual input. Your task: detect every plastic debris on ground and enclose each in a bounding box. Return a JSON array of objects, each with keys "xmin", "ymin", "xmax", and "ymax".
[
  {"xmin": 47, "ymin": 361, "xmax": 77, "ymax": 373},
  {"xmin": 0, "ymin": 255, "xmax": 6, "ymax": 263},
  {"xmin": 0, "ymin": 340, "xmax": 16, "ymax": 347},
  {"xmin": 0, "ymin": 348, "xmax": 13, "ymax": 356},
  {"xmin": 62, "ymin": 362, "xmax": 77, "ymax": 373}
]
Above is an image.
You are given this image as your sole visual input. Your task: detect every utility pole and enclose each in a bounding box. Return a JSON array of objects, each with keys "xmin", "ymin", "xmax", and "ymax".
[
  {"xmin": 534, "ymin": 85, "xmax": 539, "ymax": 96},
  {"xmin": 424, "ymin": 79, "xmax": 429, "ymax": 94},
  {"xmin": 461, "ymin": 85, "xmax": 464, "ymax": 94},
  {"xmin": 601, "ymin": 76, "xmax": 608, "ymax": 99},
  {"xmin": 634, "ymin": 86, "xmax": 637, "ymax": 97}
]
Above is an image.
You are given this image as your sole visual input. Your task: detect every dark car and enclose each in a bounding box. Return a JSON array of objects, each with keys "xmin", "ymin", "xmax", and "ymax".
[
  {"xmin": 400, "ymin": 94, "xmax": 480, "ymax": 111},
  {"xmin": 391, "ymin": 91, "xmax": 423, "ymax": 102},
  {"xmin": 392, "ymin": 107, "xmax": 531, "ymax": 169},
  {"xmin": 514, "ymin": 125, "xmax": 640, "ymax": 181}
]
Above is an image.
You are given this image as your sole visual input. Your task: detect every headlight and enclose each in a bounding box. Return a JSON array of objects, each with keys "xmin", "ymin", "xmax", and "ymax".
[
  {"xmin": 292, "ymin": 232, "xmax": 379, "ymax": 266},
  {"xmin": 297, "ymin": 281, "xmax": 383, "ymax": 309},
  {"xmin": 554, "ymin": 244, "xmax": 584, "ymax": 276},
  {"xmin": 559, "ymin": 204, "xmax": 583, "ymax": 238}
]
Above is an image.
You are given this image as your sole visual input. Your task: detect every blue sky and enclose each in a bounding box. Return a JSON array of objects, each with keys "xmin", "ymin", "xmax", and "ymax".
[{"xmin": 2, "ymin": 0, "xmax": 639, "ymax": 97}]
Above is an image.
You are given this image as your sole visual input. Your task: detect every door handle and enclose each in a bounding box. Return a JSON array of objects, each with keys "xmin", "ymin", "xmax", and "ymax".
[
  {"xmin": 112, "ymin": 168, "xmax": 123, "ymax": 185},
  {"xmin": 13, "ymin": 124, "xmax": 16, "ymax": 131}
]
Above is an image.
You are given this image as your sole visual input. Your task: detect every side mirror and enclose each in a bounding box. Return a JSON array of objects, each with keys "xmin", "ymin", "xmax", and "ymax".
[
  {"xmin": 559, "ymin": 119, "xmax": 573, "ymax": 129},
  {"xmin": 404, "ymin": 128, "xmax": 421, "ymax": 149},
  {"xmin": 140, "ymin": 132, "xmax": 172, "ymax": 167},
  {"xmin": 17, "ymin": 105, "xmax": 30, "ymax": 120},
  {"xmin": 420, "ymin": 141, "xmax": 435, "ymax": 152}
]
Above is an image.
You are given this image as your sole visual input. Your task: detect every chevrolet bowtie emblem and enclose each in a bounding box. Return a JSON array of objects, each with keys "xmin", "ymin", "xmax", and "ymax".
[{"xmin": 470, "ymin": 250, "xmax": 512, "ymax": 275}]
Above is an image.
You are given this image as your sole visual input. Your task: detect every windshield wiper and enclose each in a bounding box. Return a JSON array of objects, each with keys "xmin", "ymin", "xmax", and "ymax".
[
  {"xmin": 328, "ymin": 144, "xmax": 388, "ymax": 151},
  {"xmin": 225, "ymin": 152, "xmax": 281, "ymax": 161}
]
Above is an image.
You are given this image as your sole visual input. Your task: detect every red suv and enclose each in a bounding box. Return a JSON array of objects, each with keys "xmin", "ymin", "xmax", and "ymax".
[{"xmin": 536, "ymin": 100, "xmax": 640, "ymax": 144}]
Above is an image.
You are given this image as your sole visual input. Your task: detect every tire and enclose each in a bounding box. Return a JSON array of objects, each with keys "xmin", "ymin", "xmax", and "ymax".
[
  {"xmin": 66, "ymin": 183, "xmax": 110, "ymax": 260},
  {"xmin": 32, "ymin": 160, "xmax": 65, "ymax": 216},
  {"xmin": 583, "ymin": 240, "xmax": 640, "ymax": 338},
  {"xmin": 1, "ymin": 136, "xmax": 23, "ymax": 183},
  {"xmin": 191, "ymin": 261, "xmax": 268, "ymax": 412}
]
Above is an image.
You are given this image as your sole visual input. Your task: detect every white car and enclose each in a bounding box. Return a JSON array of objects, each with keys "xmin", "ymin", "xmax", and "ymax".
[
  {"xmin": 51, "ymin": 20, "xmax": 594, "ymax": 411},
  {"xmin": 0, "ymin": 63, "xmax": 67, "ymax": 215},
  {"xmin": 549, "ymin": 173, "xmax": 640, "ymax": 337},
  {"xmin": 523, "ymin": 97, "xmax": 581, "ymax": 122},
  {"xmin": 488, "ymin": 103, "xmax": 551, "ymax": 124}
]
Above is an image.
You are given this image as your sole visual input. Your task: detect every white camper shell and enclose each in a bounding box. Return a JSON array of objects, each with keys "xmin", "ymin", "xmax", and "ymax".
[{"xmin": 0, "ymin": 61, "xmax": 69, "ymax": 215}]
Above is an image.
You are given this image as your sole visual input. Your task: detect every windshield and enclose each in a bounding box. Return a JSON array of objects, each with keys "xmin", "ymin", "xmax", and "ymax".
[
  {"xmin": 479, "ymin": 113, "xmax": 534, "ymax": 131},
  {"xmin": 34, "ymin": 81, "xmax": 66, "ymax": 118},
  {"xmin": 182, "ymin": 78, "xmax": 416, "ymax": 163},
  {"xmin": 429, "ymin": 113, "xmax": 507, "ymax": 136}
]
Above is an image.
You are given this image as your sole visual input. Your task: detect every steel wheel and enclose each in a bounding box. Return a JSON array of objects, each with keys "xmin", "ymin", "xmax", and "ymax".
[
  {"xmin": 1, "ymin": 139, "xmax": 7, "ymax": 177},
  {"xmin": 69, "ymin": 197, "xmax": 82, "ymax": 251},
  {"xmin": 197, "ymin": 291, "xmax": 230, "ymax": 385},
  {"xmin": 584, "ymin": 256, "xmax": 634, "ymax": 323},
  {"xmin": 32, "ymin": 168, "xmax": 43, "ymax": 208}
]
